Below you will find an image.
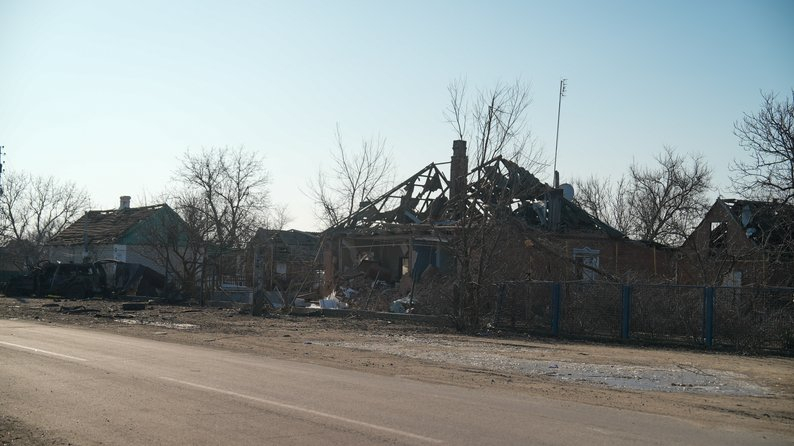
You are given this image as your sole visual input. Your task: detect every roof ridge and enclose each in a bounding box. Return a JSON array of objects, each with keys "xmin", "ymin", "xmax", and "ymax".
[{"xmin": 88, "ymin": 203, "xmax": 168, "ymax": 214}]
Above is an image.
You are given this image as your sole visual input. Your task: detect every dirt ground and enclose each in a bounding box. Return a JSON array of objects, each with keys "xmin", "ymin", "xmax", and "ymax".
[{"xmin": 1, "ymin": 296, "xmax": 793, "ymax": 444}]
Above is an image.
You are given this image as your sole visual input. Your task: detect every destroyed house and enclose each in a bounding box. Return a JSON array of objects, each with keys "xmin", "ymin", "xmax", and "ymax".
[
  {"xmin": 679, "ymin": 198, "xmax": 794, "ymax": 287},
  {"xmin": 47, "ymin": 196, "xmax": 189, "ymax": 277},
  {"xmin": 323, "ymin": 141, "xmax": 675, "ymax": 298},
  {"xmin": 249, "ymin": 228, "xmax": 321, "ymax": 292}
]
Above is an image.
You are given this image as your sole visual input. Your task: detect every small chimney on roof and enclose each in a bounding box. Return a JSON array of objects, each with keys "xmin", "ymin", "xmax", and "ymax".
[
  {"xmin": 450, "ymin": 140, "xmax": 468, "ymax": 202},
  {"xmin": 119, "ymin": 195, "xmax": 131, "ymax": 210}
]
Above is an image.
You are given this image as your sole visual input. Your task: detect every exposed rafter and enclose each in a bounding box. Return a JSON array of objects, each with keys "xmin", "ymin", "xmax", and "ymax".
[
  {"xmin": 333, "ymin": 163, "xmax": 451, "ymax": 229},
  {"xmin": 329, "ymin": 154, "xmax": 625, "ymax": 239}
]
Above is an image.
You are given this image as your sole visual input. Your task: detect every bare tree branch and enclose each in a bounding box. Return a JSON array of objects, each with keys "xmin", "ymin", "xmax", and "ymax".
[
  {"xmin": 627, "ymin": 147, "xmax": 712, "ymax": 245},
  {"xmin": 445, "ymin": 79, "xmax": 546, "ymax": 175},
  {"xmin": 264, "ymin": 203, "xmax": 292, "ymax": 231},
  {"xmin": 440, "ymin": 78, "xmax": 547, "ymax": 331},
  {"xmin": 174, "ymin": 146, "xmax": 271, "ymax": 250},
  {"xmin": 0, "ymin": 171, "xmax": 91, "ymax": 268},
  {"xmin": 575, "ymin": 147, "xmax": 712, "ymax": 246},
  {"xmin": 731, "ymin": 89, "xmax": 794, "ymax": 203},
  {"xmin": 307, "ymin": 125, "xmax": 394, "ymax": 229},
  {"xmin": 444, "ymin": 77, "xmax": 468, "ymax": 140}
]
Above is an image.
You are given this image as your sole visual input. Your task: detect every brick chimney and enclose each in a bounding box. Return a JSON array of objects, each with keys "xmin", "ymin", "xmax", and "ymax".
[
  {"xmin": 449, "ymin": 140, "xmax": 468, "ymax": 203},
  {"xmin": 119, "ymin": 195, "xmax": 131, "ymax": 210}
]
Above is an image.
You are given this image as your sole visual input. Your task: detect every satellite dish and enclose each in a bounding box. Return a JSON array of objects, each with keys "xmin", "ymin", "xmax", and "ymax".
[
  {"xmin": 560, "ymin": 183, "xmax": 575, "ymax": 201},
  {"xmin": 741, "ymin": 205, "xmax": 752, "ymax": 227}
]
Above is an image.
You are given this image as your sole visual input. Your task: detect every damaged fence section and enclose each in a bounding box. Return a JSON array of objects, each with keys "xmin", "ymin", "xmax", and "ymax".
[{"xmin": 493, "ymin": 281, "xmax": 794, "ymax": 354}]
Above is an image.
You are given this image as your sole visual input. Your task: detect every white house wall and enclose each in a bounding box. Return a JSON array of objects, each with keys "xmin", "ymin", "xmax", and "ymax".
[
  {"xmin": 123, "ymin": 245, "xmax": 165, "ymax": 275},
  {"xmin": 48, "ymin": 244, "xmax": 178, "ymax": 277},
  {"xmin": 48, "ymin": 245, "xmax": 115, "ymax": 265}
]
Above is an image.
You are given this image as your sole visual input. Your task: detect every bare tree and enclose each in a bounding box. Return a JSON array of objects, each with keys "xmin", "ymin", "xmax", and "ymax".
[
  {"xmin": 727, "ymin": 90, "xmax": 794, "ymax": 284},
  {"xmin": 627, "ymin": 147, "xmax": 712, "ymax": 245},
  {"xmin": 731, "ymin": 90, "xmax": 794, "ymax": 203},
  {"xmin": 175, "ymin": 146, "xmax": 270, "ymax": 250},
  {"xmin": 441, "ymin": 79, "xmax": 547, "ymax": 331},
  {"xmin": 0, "ymin": 171, "xmax": 91, "ymax": 268},
  {"xmin": 170, "ymin": 146, "xmax": 271, "ymax": 299},
  {"xmin": 0, "ymin": 172, "xmax": 27, "ymax": 246},
  {"xmin": 308, "ymin": 125, "xmax": 394, "ymax": 228},
  {"xmin": 444, "ymin": 78, "xmax": 546, "ymax": 174},
  {"xmin": 574, "ymin": 147, "xmax": 712, "ymax": 246},
  {"xmin": 263, "ymin": 203, "xmax": 292, "ymax": 231},
  {"xmin": 573, "ymin": 175, "xmax": 631, "ymax": 234},
  {"xmin": 147, "ymin": 160, "xmax": 286, "ymax": 302}
]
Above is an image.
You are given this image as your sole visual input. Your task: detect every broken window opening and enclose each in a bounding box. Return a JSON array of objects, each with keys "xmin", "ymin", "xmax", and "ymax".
[
  {"xmin": 573, "ymin": 247, "xmax": 600, "ymax": 281},
  {"xmin": 709, "ymin": 221, "xmax": 728, "ymax": 250}
]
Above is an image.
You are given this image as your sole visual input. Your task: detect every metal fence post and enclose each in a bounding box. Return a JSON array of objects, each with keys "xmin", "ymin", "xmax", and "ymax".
[
  {"xmin": 551, "ymin": 282, "xmax": 561, "ymax": 336},
  {"xmin": 703, "ymin": 287, "xmax": 715, "ymax": 349},
  {"xmin": 621, "ymin": 285, "xmax": 632, "ymax": 340}
]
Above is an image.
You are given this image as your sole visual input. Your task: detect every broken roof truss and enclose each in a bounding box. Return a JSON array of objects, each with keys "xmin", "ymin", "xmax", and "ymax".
[
  {"xmin": 336, "ymin": 163, "xmax": 451, "ymax": 229},
  {"xmin": 331, "ymin": 155, "xmax": 624, "ymax": 238}
]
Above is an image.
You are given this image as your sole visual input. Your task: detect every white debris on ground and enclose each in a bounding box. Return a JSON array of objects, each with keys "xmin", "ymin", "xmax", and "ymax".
[
  {"xmin": 114, "ymin": 319, "xmax": 199, "ymax": 330},
  {"xmin": 327, "ymin": 335, "xmax": 771, "ymax": 397}
]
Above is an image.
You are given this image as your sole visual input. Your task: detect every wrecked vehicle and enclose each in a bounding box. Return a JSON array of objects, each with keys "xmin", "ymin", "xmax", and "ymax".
[
  {"xmin": 3, "ymin": 260, "xmax": 108, "ymax": 299},
  {"xmin": 2, "ymin": 260, "xmax": 167, "ymax": 299},
  {"xmin": 103, "ymin": 260, "xmax": 166, "ymax": 298}
]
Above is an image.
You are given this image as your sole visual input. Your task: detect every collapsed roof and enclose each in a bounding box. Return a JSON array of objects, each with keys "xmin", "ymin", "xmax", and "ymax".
[
  {"xmin": 331, "ymin": 150, "xmax": 624, "ymax": 239},
  {"xmin": 48, "ymin": 204, "xmax": 175, "ymax": 246},
  {"xmin": 720, "ymin": 198, "xmax": 794, "ymax": 250},
  {"xmin": 335, "ymin": 163, "xmax": 451, "ymax": 229}
]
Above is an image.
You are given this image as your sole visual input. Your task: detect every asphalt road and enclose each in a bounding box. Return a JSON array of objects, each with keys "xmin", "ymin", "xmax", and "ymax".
[{"xmin": 0, "ymin": 320, "xmax": 788, "ymax": 445}]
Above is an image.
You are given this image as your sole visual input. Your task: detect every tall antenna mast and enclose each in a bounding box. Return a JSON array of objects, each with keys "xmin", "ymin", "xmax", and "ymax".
[{"xmin": 553, "ymin": 78, "xmax": 567, "ymax": 188}]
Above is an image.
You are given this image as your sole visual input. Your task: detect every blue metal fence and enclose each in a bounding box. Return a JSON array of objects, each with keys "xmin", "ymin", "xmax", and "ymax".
[{"xmin": 493, "ymin": 281, "xmax": 794, "ymax": 353}]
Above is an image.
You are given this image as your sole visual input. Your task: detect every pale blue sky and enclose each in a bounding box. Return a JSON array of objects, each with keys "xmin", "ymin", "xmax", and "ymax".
[{"xmin": 1, "ymin": 0, "xmax": 792, "ymax": 230}]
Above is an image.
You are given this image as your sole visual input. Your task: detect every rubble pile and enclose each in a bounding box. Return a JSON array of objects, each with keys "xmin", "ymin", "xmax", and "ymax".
[{"xmin": 331, "ymin": 271, "xmax": 400, "ymax": 312}]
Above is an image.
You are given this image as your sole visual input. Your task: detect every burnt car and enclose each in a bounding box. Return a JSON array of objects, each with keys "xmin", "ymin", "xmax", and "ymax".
[
  {"xmin": 3, "ymin": 260, "xmax": 167, "ymax": 299},
  {"xmin": 3, "ymin": 260, "xmax": 108, "ymax": 299}
]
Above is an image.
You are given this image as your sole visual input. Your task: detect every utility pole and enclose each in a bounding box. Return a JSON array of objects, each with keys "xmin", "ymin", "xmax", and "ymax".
[
  {"xmin": 553, "ymin": 79, "xmax": 567, "ymax": 188},
  {"xmin": 0, "ymin": 145, "xmax": 4, "ymax": 196}
]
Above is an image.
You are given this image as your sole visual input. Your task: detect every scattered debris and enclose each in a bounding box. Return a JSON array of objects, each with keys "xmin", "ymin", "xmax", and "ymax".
[
  {"xmin": 265, "ymin": 290, "xmax": 285, "ymax": 309},
  {"xmin": 290, "ymin": 306, "xmax": 321, "ymax": 316},
  {"xmin": 114, "ymin": 319, "xmax": 199, "ymax": 330},
  {"xmin": 319, "ymin": 295, "xmax": 348, "ymax": 310},
  {"xmin": 211, "ymin": 284, "xmax": 253, "ymax": 304},
  {"xmin": 390, "ymin": 295, "xmax": 420, "ymax": 314},
  {"xmin": 59, "ymin": 305, "xmax": 99, "ymax": 315}
]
